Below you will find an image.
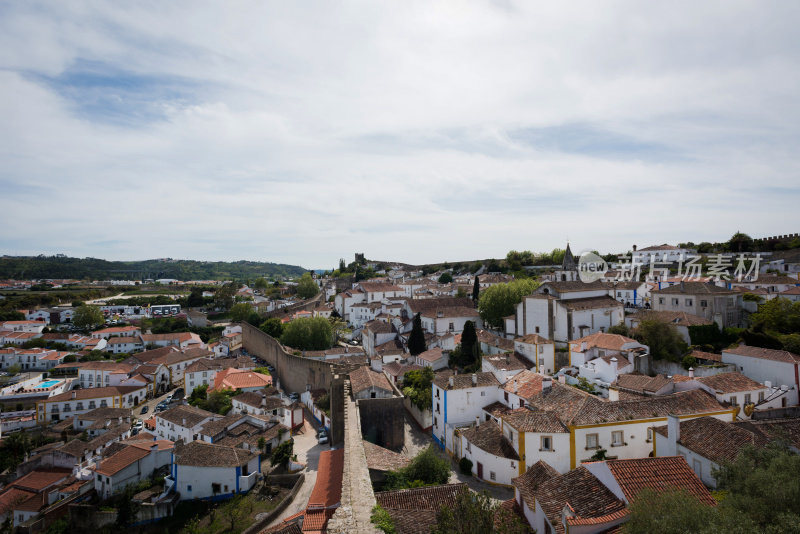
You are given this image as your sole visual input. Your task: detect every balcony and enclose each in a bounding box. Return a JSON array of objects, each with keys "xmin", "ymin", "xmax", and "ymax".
[{"xmin": 239, "ymin": 471, "xmax": 258, "ymax": 492}]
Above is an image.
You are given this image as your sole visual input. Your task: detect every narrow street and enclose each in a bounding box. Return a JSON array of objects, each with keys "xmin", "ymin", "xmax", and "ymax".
[{"xmin": 265, "ymin": 408, "xmax": 329, "ymax": 528}]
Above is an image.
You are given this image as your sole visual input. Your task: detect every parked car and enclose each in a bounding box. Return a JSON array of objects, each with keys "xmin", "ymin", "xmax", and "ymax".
[
  {"xmin": 165, "ymin": 394, "xmax": 173, "ymax": 403},
  {"xmin": 140, "ymin": 405, "xmax": 149, "ymax": 414},
  {"xmin": 133, "ymin": 420, "xmax": 143, "ymax": 430},
  {"xmin": 318, "ymin": 430, "xmax": 329, "ymax": 444}
]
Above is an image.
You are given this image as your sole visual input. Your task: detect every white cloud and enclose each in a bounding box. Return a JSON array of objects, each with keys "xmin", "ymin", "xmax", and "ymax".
[{"xmin": 1, "ymin": 1, "xmax": 799, "ymax": 269}]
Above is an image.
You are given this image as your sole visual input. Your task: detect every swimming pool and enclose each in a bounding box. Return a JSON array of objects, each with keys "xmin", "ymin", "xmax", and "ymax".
[{"xmin": 34, "ymin": 380, "xmax": 61, "ymax": 389}]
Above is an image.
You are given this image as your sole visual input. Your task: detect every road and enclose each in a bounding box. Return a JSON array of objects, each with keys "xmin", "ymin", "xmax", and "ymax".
[
  {"xmin": 130, "ymin": 389, "xmax": 179, "ymax": 430},
  {"xmin": 264, "ymin": 407, "xmax": 329, "ymax": 528}
]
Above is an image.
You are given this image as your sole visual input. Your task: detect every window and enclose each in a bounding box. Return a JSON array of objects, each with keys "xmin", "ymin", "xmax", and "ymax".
[
  {"xmin": 535, "ymin": 326, "xmax": 540, "ymax": 334},
  {"xmin": 504, "ymin": 391, "xmax": 509, "ymax": 402},
  {"xmin": 541, "ymin": 436, "xmax": 553, "ymax": 451},
  {"xmin": 436, "ymin": 403, "xmax": 440, "ymax": 414},
  {"xmin": 187, "ymin": 485, "xmax": 192, "ymax": 491},
  {"xmin": 686, "ymin": 299, "xmax": 693, "ymax": 306},
  {"xmin": 449, "ymin": 322, "xmax": 454, "ymax": 332},
  {"xmin": 539, "ymin": 345, "xmax": 544, "ymax": 354},
  {"xmin": 212, "ymin": 483, "xmax": 221, "ymax": 493},
  {"xmin": 97, "ymin": 474, "xmax": 102, "ymax": 481},
  {"xmin": 672, "ymin": 298, "xmax": 679, "ymax": 305},
  {"xmin": 612, "ymin": 431, "xmax": 624, "ymax": 446},
  {"xmin": 730, "ymin": 396, "xmax": 738, "ymax": 406},
  {"xmin": 434, "ymin": 417, "xmax": 438, "ymax": 427},
  {"xmin": 89, "ymin": 401, "xmax": 96, "ymax": 409},
  {"xmin": 647, "ymin": 428, "xmax": 653, "ymax": 442},
  {"xmin": 466, "ymin": 441, "xmax": 471, "ymax": 452},
  {"xmin": 659, "ymin": 298, "xmax": 665, "ymax": 305},
  {"xmin": 519, "ymin": 399, "xmax": 525, "ymax": 408},
  {"xmin": 744, "ymin": 393, "xmax": 751, "ymax": 405},
  {"xmin": 700, "ymin": 300, "xmax": 708, "ymax": 308},
  {"xmin": 759, "ymin": 391, "xmax": 765, "ymax": 402},
  {"xmin": 693, "ymin": 459, "xmax": 702, "ymax": 477},
  {"xmin": 490, "ymin": 471, "xmax": 496, "ymax": 481},
  {"xmin": 480, "ymin": 391, "xmax": 486, "ymax": 396},
  {"xmin": 586, "ymin": 433, "xmax": 599, "ymax": 449}
]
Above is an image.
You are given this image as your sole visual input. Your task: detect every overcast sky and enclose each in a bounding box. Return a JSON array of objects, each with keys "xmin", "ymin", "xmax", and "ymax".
[{"xmin": 1, "ymin": 1, "xmax": 798, "ymax": 270}]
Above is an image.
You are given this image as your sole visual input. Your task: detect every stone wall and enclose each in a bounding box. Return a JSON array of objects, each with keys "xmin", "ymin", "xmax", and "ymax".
[
  {"xmin": 358, "ymin": 396, "xmax": 405, "ymax": 451},
  {"xmin": 326, "ymin": 380, "xmax": 381, "ymax": 534},
  {"xmin": 649, "ymin": 358, "xmax": 736, "ymax": 378}
]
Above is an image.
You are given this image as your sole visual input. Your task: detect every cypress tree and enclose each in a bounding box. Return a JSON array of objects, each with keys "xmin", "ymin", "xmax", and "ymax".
[
  {"xmin": 408, "ymin": 313, "xmax": 427, "ymax": 356},
  {"xmin": 472, "ymin": 276, "xmax": 480, "ymax": 304}
]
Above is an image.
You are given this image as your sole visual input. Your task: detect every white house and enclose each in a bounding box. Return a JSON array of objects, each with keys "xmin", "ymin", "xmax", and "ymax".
[
  {"xmin": 155, "ymin": 405, "xmax": 219, "ymax": 443},
  {"xmin": 630, "ymin": 244, "xmax": 697, "ymax": 265},
  {"xmin": 457, "ymin": 418, "xmax": 520, "ymax": 486},
  {"xmin": 569, "ymin": 332, "xmax": 649, "ymax": 383},
  {"xmin": 419, "ymin": 307, "xmax": 481, "ymax": 335},
  {"xmin": 91, "ymin": 326, "xmax": 142, "ymax": 340},
  {"xmin": 36, "ymin": 385, "xmax": 147, "ymax": 424},
  {"xmin": 482, "ymin": 352, "xmax": 532, "ymax": 384},
  {"xmin": 414, "ymin": 347, "xmax": 449, "ymax": 371},
  {"xmin": 513, "ymin": 335, "xmax": 555, "ymax": 375},
  {"xmin": 721, "ymin": 345, "xmax": 800, "ymax": 407},
  {"xmin": 432, "ymin": 372, "xmax": 500, "ymax": 453},
  {"xmin": 349, "ymin": 366, "xmax": 394, "ymax": 400},
  {"xmin": 168, "ymin": 440, "xmax": 260, "ymax": 501},
  {"xmin": 93, "ymin": 440, "xmax": 174, "ymax": 499}
]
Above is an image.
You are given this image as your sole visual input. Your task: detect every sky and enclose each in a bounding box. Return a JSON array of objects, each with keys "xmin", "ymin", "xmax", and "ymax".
[{"xmin": 1, "ymin": 1, "xmax": 799, "ymax": 270}]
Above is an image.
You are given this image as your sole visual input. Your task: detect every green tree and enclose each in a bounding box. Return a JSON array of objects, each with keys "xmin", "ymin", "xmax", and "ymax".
[
  {"xmin": 407, "ymin": 313, "xmax": 426, "ymax": 356},
  {"xmin": 402, "ymin": 367, "xmax": 434, "ymax": 411},
  {"xmin": 214, "ymin": 283, "xmax": 237, "ymax": 310},
  {"xmin": 72, "ymin": 305, "xmax": 104, "ymax": 329},
  {"xmin": 280, "ymin": 317, "xmax": 334, "ymax": 351},
  {"xmin": 384, "ymin": 446, "xmax": 451, "ymax": 490},
  {"xmin": 633, "ymin": 320, "xmax": 688, "ymax": 362},
  {"xmin": 727, "ymin": 232, "xmax": 754, "ymax": 253},
  {"xmin": 457, "ymin": 321, "xmax": 481, "ymax": 368},
  {"xmin": 259, "ymin": 317, "xmax": 284, "ymax": 338},
  {"xmin": 433, "ymin": 490, "xmax": 531, "ymax": 534},
  {"xmin": 477, "ymin": 279, "xmax": 539, "ymax": 328},
  {"xmin": 254, "ymin": 277, "xmax": 269, "ymax": 290},
  {"xmin": 622, "ymin": 488, "xmax": 731, "ymax": 534},
  {"xmin": 750, "ymin": 297, "xmax": 800, "ymax": 335},
  {"xmin": 186, "ymin": 287, "xmax": 204, "ymax": 307},
  {"xmin": 608, "ymin": 322, "xmax": 630, "ymax": 336},
  {"xmin": 270, "ymin": 438, "xmax": 294, "ymax": 469},
  {"xmin": 229, "ymin": 302, "xmax": 253, "ymax": 323},
  {"xmin": 296, "ymin": 273, "xmax": 319, "ymax": 299},
  {"xmin": 438, "ymin": 272, "xmax": 453, "ymax": 284},
  {"xmin": 472, "ymin": 276, "xmax": 480, "ymax": 302},
  {"xmin": 63, "ymin": 354, "xmax": 77, "ymax": 363}
]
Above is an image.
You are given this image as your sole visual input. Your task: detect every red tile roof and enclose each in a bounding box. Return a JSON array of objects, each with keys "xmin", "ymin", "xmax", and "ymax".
[
  {"xmin": 307, "ymin": 448, "xmax": 344, "ymax": 509},
  {"xmin": 95, "ymin": 446, "xmax": 150, "ymax": 476},
  {"xmin": 605, "ymin": 456, "xmax": 717, "ymax": 506},
  {"xmin": 724, "ymin": 344, "xmax": 800, "ymax": 364},
  {"xmin": 697, "ymin": 372, "xmax": 766, "ymax": 393}
]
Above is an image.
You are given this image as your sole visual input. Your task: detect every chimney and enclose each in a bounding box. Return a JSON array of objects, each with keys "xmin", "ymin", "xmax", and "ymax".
[
  {"xmin": 666, "ymin": 414, "xmax": 680, "ymax": 456},
  {"xmin": 71, "ymin": 391, "xmax": 76, "ymax": 399},
  {"xmin": 611, "ymin": 357, "xmax": 618, "ymax": 377},
  {"xmin": 471, "ymin": 373, "xmax": 477, "ymax": 386},
  {"xmin": 182, "ymin": 418, "xmax": 186, "ymax": 426},
  {"xmin": 150, "ymin": 443, "xmax": 158, "ymax": 452},
  {"xmin": 558, "ymin": 375, "xmax": 566, "ymax": 384},
  {"xmin": 608, "ymin": 387, "xmax": 619, "ymax": 401},
  {"xmin": 475, "ymin": 415, "xmax": 480, "ymax": 427},
  {"xmin": 680, "ymin": 280, "xmax": 685, "ymax": 292},
  {"xmin": 688, "ymin": 367, "xmax": 694, "ymax": 378},
  {"xmin": 513, "ymin": 381, "xmax": 518, "ymax": 394},
  {"xmin": 581, "ymin": 342, "xmax": 587, "ymax": 352},
  {"xmin": 449, "ymin": 376, "xmax": 454, "ymax": 387}
]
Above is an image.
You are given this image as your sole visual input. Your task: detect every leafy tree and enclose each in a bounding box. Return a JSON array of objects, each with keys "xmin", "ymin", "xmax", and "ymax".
[
  {"xmin": 407, "ymin": 313, "xmax": 426, "ymax": 356},
  {"xmin": 682, "ymin": 354, "xmax": 697, "ymax": 370},
  {"xmin": 472, "ymin": 276, "xmax": 480, "ymax": 302},
  {"xmin": 280, "ymin": 317, "xmax": 334, "ymax": 351},
  {"xmin": 438, "ymin": 272, "xmax": 453, "ymax": 284},
  {"xmin": 459, "ymin": 457, "xmax": 473, "ymax": 475},
  {"xmin": 433, "ymin": 490, "xmax": 531, "ymax": 534},
  {"xmin": 608, "ymin": 322, "xmax": 630, "ymax": 336},
  {"xmin": 727, "ymin": 232, "xmax": 754, "ymax": 253},
  {"xmin": 296, "ymin": 273, "xmax": 319, "ymax": 299},
  {"xmin": 214, "ymin": 283, "xmax": 237, "ymax": 310},
  {"xmin": 750, "ymin": 297, "xmax": 800, "ymax": 335},
  {"xmin": 72, "ymin": 305, "xmax": 104, "ymax": 329},
  {"xmin": 254, "ymin": 277, "xmax": 269, "ymax": 290},
  {"xmin": 384, "ymin": 446, "xmax": 451, "ymax": 490},
  {"xmin": 63, "ymin": 354, "xmax": 77, "ymax": 363},
  {"xmin": 402, "ymin": 367, "xmax": 434, "ymax": 411},
  {"xmin": 7, "ymin": 364, "xmax": 21, "ymax": 375},
  {"xmin": 477, "ymin": 279, "xmax": 539, "ymax": 328},
  {"xmin": 460, "ymin": 321, "xmax": 480, "ymax": 366},
  {"xmin": 371, "ymin": 505, "xmax": 397, "ymax": 534},
  {"xmin": 622, "ymin": 488, "xmax": 728, "ymax": 534},
  {"xmin": 270, "ymin": 438, "xmax": 294, "ymax": 469},
  {"xmin": 229, "ymin": 303, "xmax": 253, "ymax": 323},
  {"xmin": 259, "ymin": 317, "xmax": 283, "ymax": 338},
  {"xmin": 633, "ymin": 320, "xmax": 687, "ymax": 362},
  {"xmin": 186, "ymin": 287, "xmax": 204, "ymax": 307},
  {"xmin": 246, "ymin": 312, "xmax": 262, "ymax": 326},
  {"xmin": 188, "ymin": 384, "xmax": 209, "ymax": 407}
]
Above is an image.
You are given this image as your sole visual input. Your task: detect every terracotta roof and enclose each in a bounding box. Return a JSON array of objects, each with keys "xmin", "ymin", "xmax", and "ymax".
[
  {"xmin": 307, "ymin": 448, "xmax": 344, "ymax": 508},
  {"xmin": 571, "ymin": 332, "xmax": 639, "ymax": 352},
  {"xmin": 535, "ymin": 466, "xmax": 627, "ymax": 534},
  {"xmin": 126, "ymin": 346, "xmax": 178, "ymax": 363},
  {"xmin": 419, "ymin": 306, "xmax": 479, "ymax": 319},
  {"xmin": 724, "ymin": 344, "xmax": 800, "ymax": 364},
  {"xmin": 433, "ymin": 371, "xmax": 499, "ymax": 391},
  {"xmin": 348, "ymin": 366, "xmax": 393, "ymax": 395},
  {"xmin": 562, "ymin": 296, "xmax": 623, "ymax": 311},
  {"xmin": 301, "ymin": 508, "xmax": 336, "ymax": 532},
  {"xmin": 475, "ymin": 329, "xmax": 515, "ymax": 350},
  {"xmin": 362, "ymin": 441, "xmax": 411, "ymax": 472},
  {"xmin": 653, "ymin": 282, "xmax": 736, "ymax": 295},
  {"xmin": 654, "ymin": 417, "xmax": 769, "ymax": 464},
  {"xmin": 174, "ymin": 440, "xmax": 257, "ymax": 468},
  {"xmin": 629, "ymin": 309, "xmax": 714, "ymax": 327},
  {"xmin": 415, "ymin": 347, "xmax": 445, "ymax": 364},
  {"xmin": 605, "ymin": 456, "xmax": 717, "ymax": 506},
  {"xmin": 356, "ymin": 282, "xmax": 404, "ymax": 293},
  {"xmin": 613, "ymin": 374, "xmax": 673, "ymax": 394},
  {"xmin": 459, "ymin": 420, "xmax": 519, "ymax": 460},
  {"xmin": 737, "ymin": 418, "xmax": 800, "ymax": 450},
  {"xmin": 364, "ymin": 320, "xmax": 393, "ymax": 334},
  {"xmin": 483, "ymin": 352, "xmax": 531, "ymax": 372},
  {"xmin": 406, "ymin": 297, "xmax": 474, "ymax": 315},
  {"xmin": 538, "ymin": 281, "xmax": 613, "ymax": 293},
  {"xmin": 516, "ymin": 333, "xmax": 553, "ymax": 345},
  {"xmin": 214, "ymin": 368, "xmax": 273, "ymax": 391},
  {"xmin": 503, "ymin": 370, "xmax": 548, "ymax": 398},
  {"xmin": 375, "ymin": 483, "xmax": 467, "ymax": 511},
  {"xmin": 94, "ymin": 445, "xmax": 150, "ymax": 476},
  {"xmin": 569, "ymin": 389, "xmax": 727, "ymax": 426},
  {"xmin": 512, "ymin": 460, "xmax": 559, "ymax": 512},
  {"xmin": 235, "ymin": 391, "xmax": 285, "ymax": 410},
  {"xmin": 637, "ymin": 244, "xmax": 682, "ymax": 251},
  {"xmin": 697, "ymin": 372, "xmax": 766, "ymax": 393},
  {"xmin": 503, "ymin": 409, "xmax": 568, "ymax": 433},
  {"xmin": 0, "ymin": 487, "xmax": 37, "ymax": 515},
  {"xmin": 482, "ymin": 401, "xmax": 515, "ymax": 419},
  {"xmin": 690, "ymin": 349, "xmax": 722, "ymax": 362},
  {"xmin": 79, "ymin": 407, "xmax": 131, "ymax": 421},
  {"xmin": 200, "ymin": 414, "xmax": 246, "ymax": 438},
  {"xmin": 382, "ymin": 361, "xmax": 423, "ymax": 378},
  {"xmin": 157, "ymin": 404, "xmax": 216, "ymax": 428},
  {"xmin": 93, "ymin": 326, "xmax": 140, "ymax": 335},
  {"xmin": 9, "ymin": 469, "xmax": 71, "ymax": 492},
  {"xmin": 44, "ymin": 385, "xmax": 145, "ymax": 402}
]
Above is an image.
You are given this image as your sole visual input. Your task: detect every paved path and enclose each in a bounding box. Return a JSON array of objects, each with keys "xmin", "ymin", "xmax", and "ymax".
[{"xmin": 265, "ymin": 408, "xmax": 329, "ymax": 528}]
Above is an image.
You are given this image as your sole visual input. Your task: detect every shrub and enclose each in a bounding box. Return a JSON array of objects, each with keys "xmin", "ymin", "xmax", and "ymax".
[{"xmin": 459, "ymin": 457, "xmax": 473, "ymax": 476}]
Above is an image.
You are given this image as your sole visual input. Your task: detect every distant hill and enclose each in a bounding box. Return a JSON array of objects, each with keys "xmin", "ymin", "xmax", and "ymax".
[{"xmin": 0, "ymin": 255, "xmax": 307, "ymax": 281}]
